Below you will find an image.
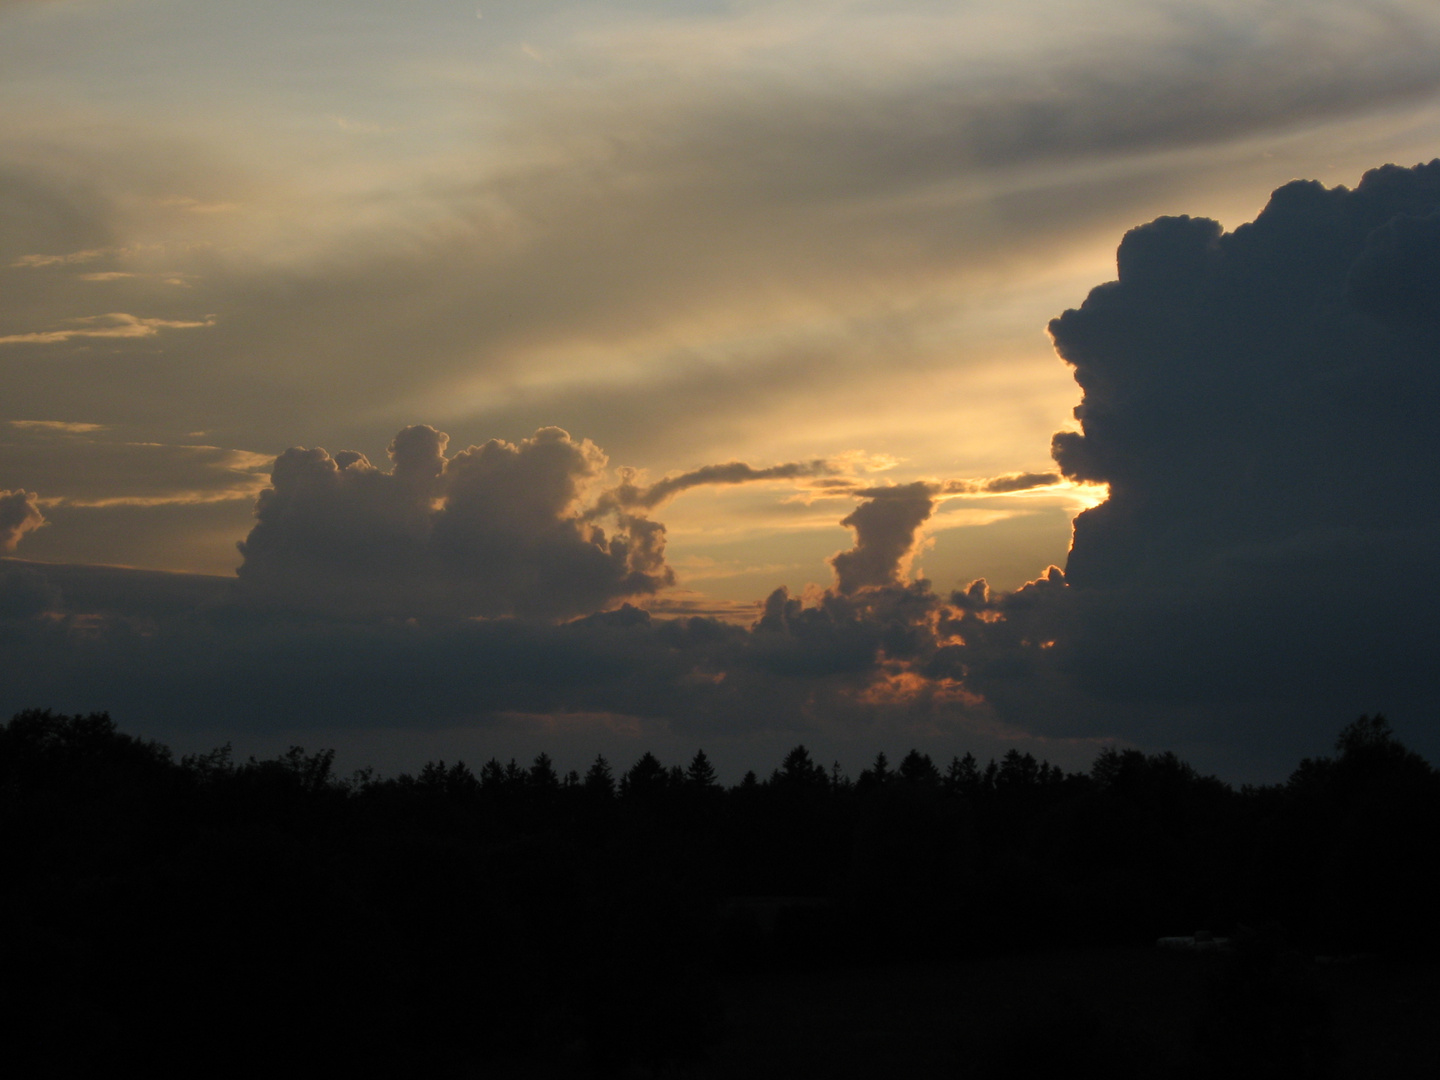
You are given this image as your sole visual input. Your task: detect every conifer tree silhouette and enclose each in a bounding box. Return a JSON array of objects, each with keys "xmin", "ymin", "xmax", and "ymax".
[
  {"xmin": 899, "ymin": 749, "xmax": 940, "ymax": 785},
  {"xmin": 686, "ymin": 749, "xmax": 718, "ymax": 789},
  {"xmin": 584, "ymin": 754, "xmax": 615, "ymax": 797},
  {"xmin": 529, "ymin": 751, "xmax": 560, "ymax": 789}
]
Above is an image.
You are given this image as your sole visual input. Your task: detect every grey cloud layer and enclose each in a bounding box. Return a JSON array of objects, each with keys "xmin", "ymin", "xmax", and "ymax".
[
  {"xmin": 541, "ymin": 2, "xmax": 1440, "ymax": 200},
  {"xmin": 7, "ymin": 2, "xmax": 1440, "ymax": 467},
  {"xmin": 0, "ymin": 556, "xmax": 982, "ymax": 766}
]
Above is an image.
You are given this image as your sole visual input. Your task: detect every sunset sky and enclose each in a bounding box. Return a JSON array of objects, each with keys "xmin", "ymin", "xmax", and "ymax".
[{"xmin": 5, "ymin": 0, "xmax": 1440, "ymax": 780}]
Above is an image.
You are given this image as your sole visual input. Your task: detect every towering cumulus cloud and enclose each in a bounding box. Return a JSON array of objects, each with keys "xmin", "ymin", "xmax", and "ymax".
[
  {"xmin": 236, "ymin": 426, "xmax": 672, "ymax": 619},
  {"xmin": 830, "ymin": 483, "xmax": 935, "ymax": 594},
  {"xmin": 1028, "ymin": 161, "xmax": 1440, "ymax": 740}
]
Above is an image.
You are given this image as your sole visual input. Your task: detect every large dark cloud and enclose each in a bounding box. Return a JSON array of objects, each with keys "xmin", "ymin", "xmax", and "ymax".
[
  {"xmin": 976, "ymin": 159, "xmax": 1440, "ymax": 763},
  {"xmin": 236, "ymin": 425, "xmax": 672, "ymax": 620},
  {"xmin": 1052, "ymin": 160, "xmax": 1440, "ymax": 583}
]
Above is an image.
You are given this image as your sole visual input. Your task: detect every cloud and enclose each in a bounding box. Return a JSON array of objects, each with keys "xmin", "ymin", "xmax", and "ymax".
[
  {"xmin": 1004, "ymin": 158, "xmax": 1440, "ymax": 754},
  {"xmin": 1050, "ymin": 161, "xmax": 1440, "ymax": 586},
  {"xmin": 0, "ymin": 447, "xmax": 1012, "ymax": 774},
  {"xmin": 77, "ymin": 271, "xmax": 138, "ymax": 282},
  {"xmin": 529, "ymin": 2, "xmax": 1440, "ymax": 209},
  {"xmin": 812, "ymin": 470, "xmax": 1064, "ymax": 501},
  {"xmin": 0, "ymin": 557, "xmax": 1019, "ymax": 782},
  {"xmin": 0, "ymin": 488, "xmax": 45, "ymax": 552},
  {"xmin": 10, "ymin": 248, "xmax": 114, "ymax": 268},
  {"xmin": 820, "ymin": 471, "xmax": 1063, "ymax": 595},
  {"xmin": 235, "ymin": 425, "xmax": 673, "ymax": 620},
  {"xmin": 0, "ymin": 311, "xmax": 214, "ymax": 345},
  {"xmin": 14, "ymin": 0, "xmax": 1440, "ymax": 476},
  {"xmin": 1346, "ymin": 209, "xmax": 1440, "ymax": 327},
  {"xmin": 924, "ymin": 472, "xmax": 1067, "ymax": 498},
  {"xmin": 1, "ymin": 556, "xmax": 230, "ymax": 617},
  {"xmin": 9, "ymin": 419, "xmax": 105, "ymax": 433},
  {"xmin": 0, "ymin": 424, "xmax": 272, "ymax": 507},
  {"xmin": 605, "ymin": 459, "xmax": 838, "ymax": 512},
  {"xmin": 830, "ymin": 482, "xmax": 935, "ymax": 595},
  {"xmin": 0, "ymin": 563, "xmax": 61, "ymax": 618},
  {"xmin": 6, "ymin": 1, "xmax": 1440, "ymax": 776}
]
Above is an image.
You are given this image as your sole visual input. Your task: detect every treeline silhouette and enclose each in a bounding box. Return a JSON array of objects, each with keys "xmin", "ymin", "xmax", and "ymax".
[{"xmin": 2, "ymin": 710, "xmax": 1436, "ymax": 1075}]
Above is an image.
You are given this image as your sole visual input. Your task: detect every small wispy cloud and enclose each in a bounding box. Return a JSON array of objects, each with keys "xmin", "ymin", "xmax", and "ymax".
[
  {"xmin": 43, "ymin": 486, "xmax": 269, "ymax": 508},
  {"xmin": 8, "ymin": 420, "xmax": 107, "ymax": 433},
  {"xmin": 10, "ymin": 248, "xmax": 116, "ymax": 268},
  {"xmin": 596, "ymin": 450, "xmax": 913, "ymax": 518},
  {"xmin": 790, "ymin": 470, "xmax": 1065, "ymax": 503},
  {"xmin": 0, "ymin": 313, "xmax": 216, "ymax": 346},
  {"xmin": 155, "ymin": 196, "xmax": 239, "ymax": 214},
  {"xmin": 938, "ymin": 472, "xmax": 1062, "ymax": 496},
  {"xmin": 614, "ymin": 459, "xmax": 839, "ymax": 511},
  {"xmin": 34, "ymin": 446, "xmax": 274, "ymax": 508}
]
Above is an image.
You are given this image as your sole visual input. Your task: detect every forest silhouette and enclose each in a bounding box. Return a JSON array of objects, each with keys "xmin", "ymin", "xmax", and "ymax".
[{"xmin": 2, "ymin": 710, "xmax": 1437, "ymax": 1076}]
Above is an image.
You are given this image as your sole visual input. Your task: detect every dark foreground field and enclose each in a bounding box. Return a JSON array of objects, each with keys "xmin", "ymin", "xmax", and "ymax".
[
  {"xmin": 479, "ymin": 947, "xmax": 1439, "ymax": 1079},
  {"xmin": 706, "ymin": 950, "xmax": 1438, "ymax": 1079}
]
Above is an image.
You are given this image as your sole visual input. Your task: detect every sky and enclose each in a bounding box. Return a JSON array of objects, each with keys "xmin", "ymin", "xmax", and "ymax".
[{"xmin": 3, "ymin": 0, "xmax": 1440, "ymax": 781}]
